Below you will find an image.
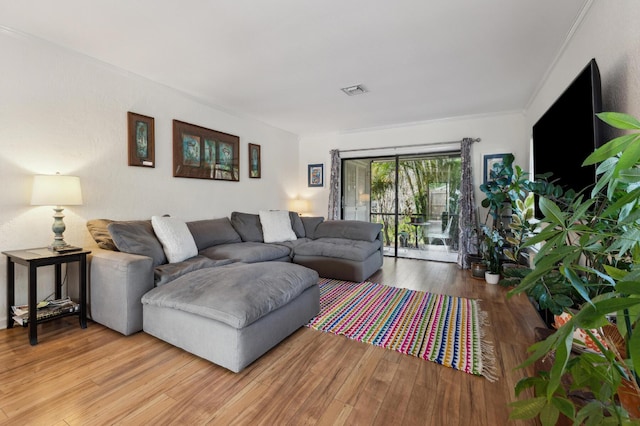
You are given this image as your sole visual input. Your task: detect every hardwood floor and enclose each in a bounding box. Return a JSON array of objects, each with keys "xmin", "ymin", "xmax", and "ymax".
[{"xmin": 0, "ymin": 257, "xmax": 545, "ymax": 425}]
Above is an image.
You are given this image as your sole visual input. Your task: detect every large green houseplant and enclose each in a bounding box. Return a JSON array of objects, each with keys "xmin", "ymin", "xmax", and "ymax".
[
  {"xmin": 480, "ymin": 153, "xmax": 517, "ymax": 227},
  {"xmin": 479, "ymin": 152, "xmax": 573, "ymax": 276},
  {"xmin": 480, "ymin": 225, "xmax": 505, "ymax": 284},
  {"xmin": 508, "ymin": 112, "xmax": 640, "ymax": 425}
]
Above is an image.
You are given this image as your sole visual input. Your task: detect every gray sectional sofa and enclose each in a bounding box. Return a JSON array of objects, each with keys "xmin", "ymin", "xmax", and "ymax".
[{"xmin": 86, "ymin": 211, "xmax": 383, "ymax": 372}]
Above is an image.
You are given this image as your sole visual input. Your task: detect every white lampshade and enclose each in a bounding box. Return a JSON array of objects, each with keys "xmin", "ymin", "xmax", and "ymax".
[
  {"xmin": 31, "ymin": 174, "xmax": 83, "ymax": 206},
  {"xmin": 289, "ymin": 198, "xmax": 309, "ymax": 214}
]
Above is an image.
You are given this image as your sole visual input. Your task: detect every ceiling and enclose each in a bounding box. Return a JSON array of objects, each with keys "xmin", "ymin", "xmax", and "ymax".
[{"xmin": 0, "ymin": 0, "xmax": 591, "ymax": 136}]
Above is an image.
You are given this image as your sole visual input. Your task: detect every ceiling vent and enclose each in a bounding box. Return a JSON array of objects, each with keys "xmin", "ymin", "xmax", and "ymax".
[{"xmin": 341, "ymin": 84, "xmax": 368, "ymax": 96}]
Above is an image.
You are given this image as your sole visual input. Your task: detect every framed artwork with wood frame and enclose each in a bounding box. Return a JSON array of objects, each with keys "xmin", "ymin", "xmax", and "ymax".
[
  {"xmin": 127, "ymin": 112, "xmax": 155, "ymax": 167},
  {"xmin": 172, "ymin": 120, "xmax": 240, "ymax": 181},
  {"xmin": 308, "ymin": 163, "xmax": 324, "ymax": 187},
  {"xmin": 249, "ymin": 143, "xmax": 261, "ymax": 178}
]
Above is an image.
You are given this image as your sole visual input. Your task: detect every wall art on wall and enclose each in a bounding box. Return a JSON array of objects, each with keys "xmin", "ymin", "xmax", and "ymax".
[
  {"xmin": 172, "ymin": 120, "xmax": 239, "ymax": 181},
  {"xmin": 483, "ymin": 153, "xmax": 511, "ymax": 184},
  {"xmin": 127, "ymin": 112, "xmax": 155, "ymax": 167},
  {"xmin": 308, "ymin": 163, "xmax": 324, "ymax": 187},
  {"xmin": 249, "ymin": 143, "xmax": 261, "ymax": 178}
]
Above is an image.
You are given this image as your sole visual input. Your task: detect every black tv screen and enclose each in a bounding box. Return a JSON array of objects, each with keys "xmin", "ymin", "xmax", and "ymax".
[{"xmin": 532, "ymin": 58, "xmax": 603, "ymax": 196}]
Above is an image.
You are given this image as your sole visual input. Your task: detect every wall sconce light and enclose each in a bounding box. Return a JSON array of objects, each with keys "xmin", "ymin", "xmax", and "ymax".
[{"xmin": 31, "ymin": 173, "xmax": 83, "ymax": 249}]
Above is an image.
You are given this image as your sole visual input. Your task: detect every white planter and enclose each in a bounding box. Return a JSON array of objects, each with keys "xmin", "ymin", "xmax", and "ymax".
[{"xmin": 485, "ymin": 272, "xmax": 500, "ymax": 285}]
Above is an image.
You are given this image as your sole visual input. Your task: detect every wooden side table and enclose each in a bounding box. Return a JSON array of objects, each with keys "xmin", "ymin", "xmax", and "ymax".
[{"xmin": 3, "ymin": 247, "xmax": 91, "ymax": 345}]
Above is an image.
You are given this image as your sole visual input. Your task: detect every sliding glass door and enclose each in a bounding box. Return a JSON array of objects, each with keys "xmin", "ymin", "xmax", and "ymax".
[
  {"xmin": 343, "ymin": 159, "xmax": 371, "ymax": 222},
  {"xmin": 342, "ymin": 152, "xmax": 461, "ymax": 262}
]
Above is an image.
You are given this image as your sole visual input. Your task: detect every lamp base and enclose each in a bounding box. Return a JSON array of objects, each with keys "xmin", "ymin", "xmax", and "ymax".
[
  {"xmin": 49, "ymin": 206, "xmax": 70, "ymax": 250},
  {"xmin": 48, "ymin": 242, "xmax": 71, "ymax": 251}
]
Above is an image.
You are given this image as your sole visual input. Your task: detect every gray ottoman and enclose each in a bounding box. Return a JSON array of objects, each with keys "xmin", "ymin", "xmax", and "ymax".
[
  {"xmin": 293, "ymin": 237, "xmax": 383, "ymax": 282},
  {"xmin": 141, "ymin": 261, "xmax": 319, "ymax": 372}
]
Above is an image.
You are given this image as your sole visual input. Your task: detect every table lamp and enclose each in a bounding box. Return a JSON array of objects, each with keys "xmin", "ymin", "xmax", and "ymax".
[
  {"xmin": 289, "ymin": 198, "xmax": 310, "ymax": 216},
  {"xmin": 31, "ymin": 173, "xmax": 83, "ymax": 249}
]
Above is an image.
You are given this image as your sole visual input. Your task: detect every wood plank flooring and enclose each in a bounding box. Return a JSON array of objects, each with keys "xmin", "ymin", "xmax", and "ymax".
[{"xmin": 0, "ymin": 257, "xmax": 545, "ymax": 425}]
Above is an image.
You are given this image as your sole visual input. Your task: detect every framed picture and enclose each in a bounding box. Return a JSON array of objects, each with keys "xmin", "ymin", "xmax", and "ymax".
[
  {"xmin": 308, "ymin": 163, "xmax": 324, "ymax": 187},
  {"xmin": 173, "ymin": 120, "xmax": 240, "ymax": 181},
  {"xmin": 484, "ymin": 153, "xmax": 510, "ymax": 184},
  {"xmin": 248, "ymin": 143, "xmax": 261, "ymax": 178},
  {"xmin": 127, "ymin": 112, "xmax": 155, "ymax": 167}
]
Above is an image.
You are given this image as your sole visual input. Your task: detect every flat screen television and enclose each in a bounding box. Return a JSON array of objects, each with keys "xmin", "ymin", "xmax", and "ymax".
[{"xmin": 532, "ymin": 58, "xmax": 603, "ymax": 199}]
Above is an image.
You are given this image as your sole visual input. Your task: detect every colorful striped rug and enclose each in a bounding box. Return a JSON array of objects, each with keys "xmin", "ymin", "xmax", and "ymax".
[{"xmin": 306, "ymin": 278, "xmax": 497, "ymax": 381}]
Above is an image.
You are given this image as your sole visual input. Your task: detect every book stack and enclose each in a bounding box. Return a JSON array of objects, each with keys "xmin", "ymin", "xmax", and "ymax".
[{"xmin": 12, "ymin": 297, "xmax": 79, "ymax": 326}]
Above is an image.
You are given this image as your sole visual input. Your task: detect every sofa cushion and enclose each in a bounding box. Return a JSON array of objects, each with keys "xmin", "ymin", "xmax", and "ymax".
[
  {"xmin": 154, "ymin": 256, "xmax": 235, "ymax": 286},
  {"xmin": 230, "ymin": 212, "xmax": 263, "ymax": 242},
  {"xmin": 270, "ymin": 238, "xmax": 312, "ymax": 252},
  {"xmin": 289, "ymin": 212, "xmax": 305, "ymax": 238},
  {"xmin": 151, "ymin": 216, "xmax": 198, "ymax": 263},
  {"xmin": 186, "ymin": 217, "xmax": 242, "ymax": 251},
  {"xmin": 294, "ymin": 238, "xmax": 382, "ymax": 262},
  {"xmin": 199, "ymin": 242, "xmax": 291, "ymax": 263},
  {"xmin": 314, "ymin": 220, "xmax": 382, "ymax": 242},
  {"xmin": 259, "ymin": 210, "xmax": 297, "ymax": 243},
  {"xmin": 108, "ymin": 220, "xmax": 167, "ymax": 266},
  {"xmin": 86, "ymin": 218, "xmax": 118, "ymax": 251},
  {"xmin": 301, "ymin": 216, "xmax": 324, "ymax": 239},
  {"xmin": 141, "ymin": 262, "xmax": 319, "ymax": 329}
]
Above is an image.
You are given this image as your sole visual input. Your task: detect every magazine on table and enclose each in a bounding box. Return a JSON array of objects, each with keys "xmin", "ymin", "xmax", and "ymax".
[{"xmin": 12, "ymin": 297, "xmax": 79, "ymax": 326}]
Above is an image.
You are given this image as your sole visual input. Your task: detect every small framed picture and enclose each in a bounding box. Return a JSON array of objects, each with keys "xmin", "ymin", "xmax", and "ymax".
[
  {"xmin": 308, "ymin": 163, "xmax": 324, "ymax": 187},
  {"xmin": 127, "ymin": 112, "xmax": 155, "ymax": 167},
  {"xmin": 249, "ymin": 143, "xmax": 261, "ymax": 178},
  {"xmin": 483, "ymin": 153, "xmax": 510, "ymax": 184}
]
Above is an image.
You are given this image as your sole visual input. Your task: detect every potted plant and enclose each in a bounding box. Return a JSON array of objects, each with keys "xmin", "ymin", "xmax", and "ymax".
[
  {"xmin": 481, "ymin": 225, "xmax": 504, "ymax": 284},
  {"xmin": 478, "ymin": 156, "xmax": 515, "ymax": 283},
  {"xmin": 508, "ymin": 112, "xmax": 640, "ymax": 424},
  {"xmin": 479, "ymin": 155, "xmax": 575, "ymax": 289},
  {"xmin": 480, "ymin": 153, "xmax": 516, "ymax": 228}
]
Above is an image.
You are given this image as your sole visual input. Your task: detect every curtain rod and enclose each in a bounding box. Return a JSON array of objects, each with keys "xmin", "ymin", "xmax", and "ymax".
[{"xmin": 338, "ymin": 138, "xmax": 480, "ymax": 154}]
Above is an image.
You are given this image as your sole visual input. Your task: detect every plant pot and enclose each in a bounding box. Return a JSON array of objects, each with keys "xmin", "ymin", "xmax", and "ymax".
[
  {"xmin": 485, "ymin": 271, "xmax": 500, "ymax": 285},
  {"xmin": 471, "ymin": 262, "xmax": 487, "ymax": 279},
  {"xmin": 502, "ymin": 262, "xmax": 527, "ymax": 272},
  {"xmin": 467, "ymin": 253, "xmax": 483, "ymax": 264},
  {"xmin": 618, "ymin": 378, "xmax": 640, "ymax": 419}
]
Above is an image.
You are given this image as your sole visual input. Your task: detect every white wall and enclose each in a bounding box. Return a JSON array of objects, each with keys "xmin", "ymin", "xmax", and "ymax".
[
  {"xmin": 526, "ymin": 1, "xmax": 640, "ymax": 139},
  {"xmin": 299, "ymin": 112, "xmax": 528, "ymax": 219},
  {"xmin": 0, "ymin": 29, "xmax": 300, "ymax": 327},
  {"xmin": 300, "ymin": 0, "xmax": 640, "ymax": 222}
]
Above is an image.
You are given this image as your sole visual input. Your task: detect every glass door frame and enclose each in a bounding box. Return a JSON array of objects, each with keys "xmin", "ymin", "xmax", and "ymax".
[
  {"xmin": 341, "ymin": 150, "xmax": 461, "ymax": 260},
  {"xmin": 341, "ymin": 155, "xmax": 399, "ymax": 256}
]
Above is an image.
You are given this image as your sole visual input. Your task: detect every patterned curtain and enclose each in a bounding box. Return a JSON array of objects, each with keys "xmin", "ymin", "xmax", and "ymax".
[
  {"xmin": 327, "ymin": 149, "xmax": 341, "ymax": 220},
  {"xmin": 457, "ymin": 138, "xmax": 477, "ymax": 269}
]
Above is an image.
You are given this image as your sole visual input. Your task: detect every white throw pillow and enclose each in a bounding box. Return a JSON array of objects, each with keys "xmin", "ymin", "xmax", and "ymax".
[
  {"xmin": 151, "ymin": 216, "xmax": 198, "ymax": 263},
  {"xmin": 259, "ymin": 210, "xmax": 297, "ymax": 243}
]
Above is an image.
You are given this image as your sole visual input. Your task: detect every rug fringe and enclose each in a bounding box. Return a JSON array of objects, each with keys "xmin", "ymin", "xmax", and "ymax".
[{"xmin": 478, "ymin": 306, "xmax": 499, "ymax": 382}]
